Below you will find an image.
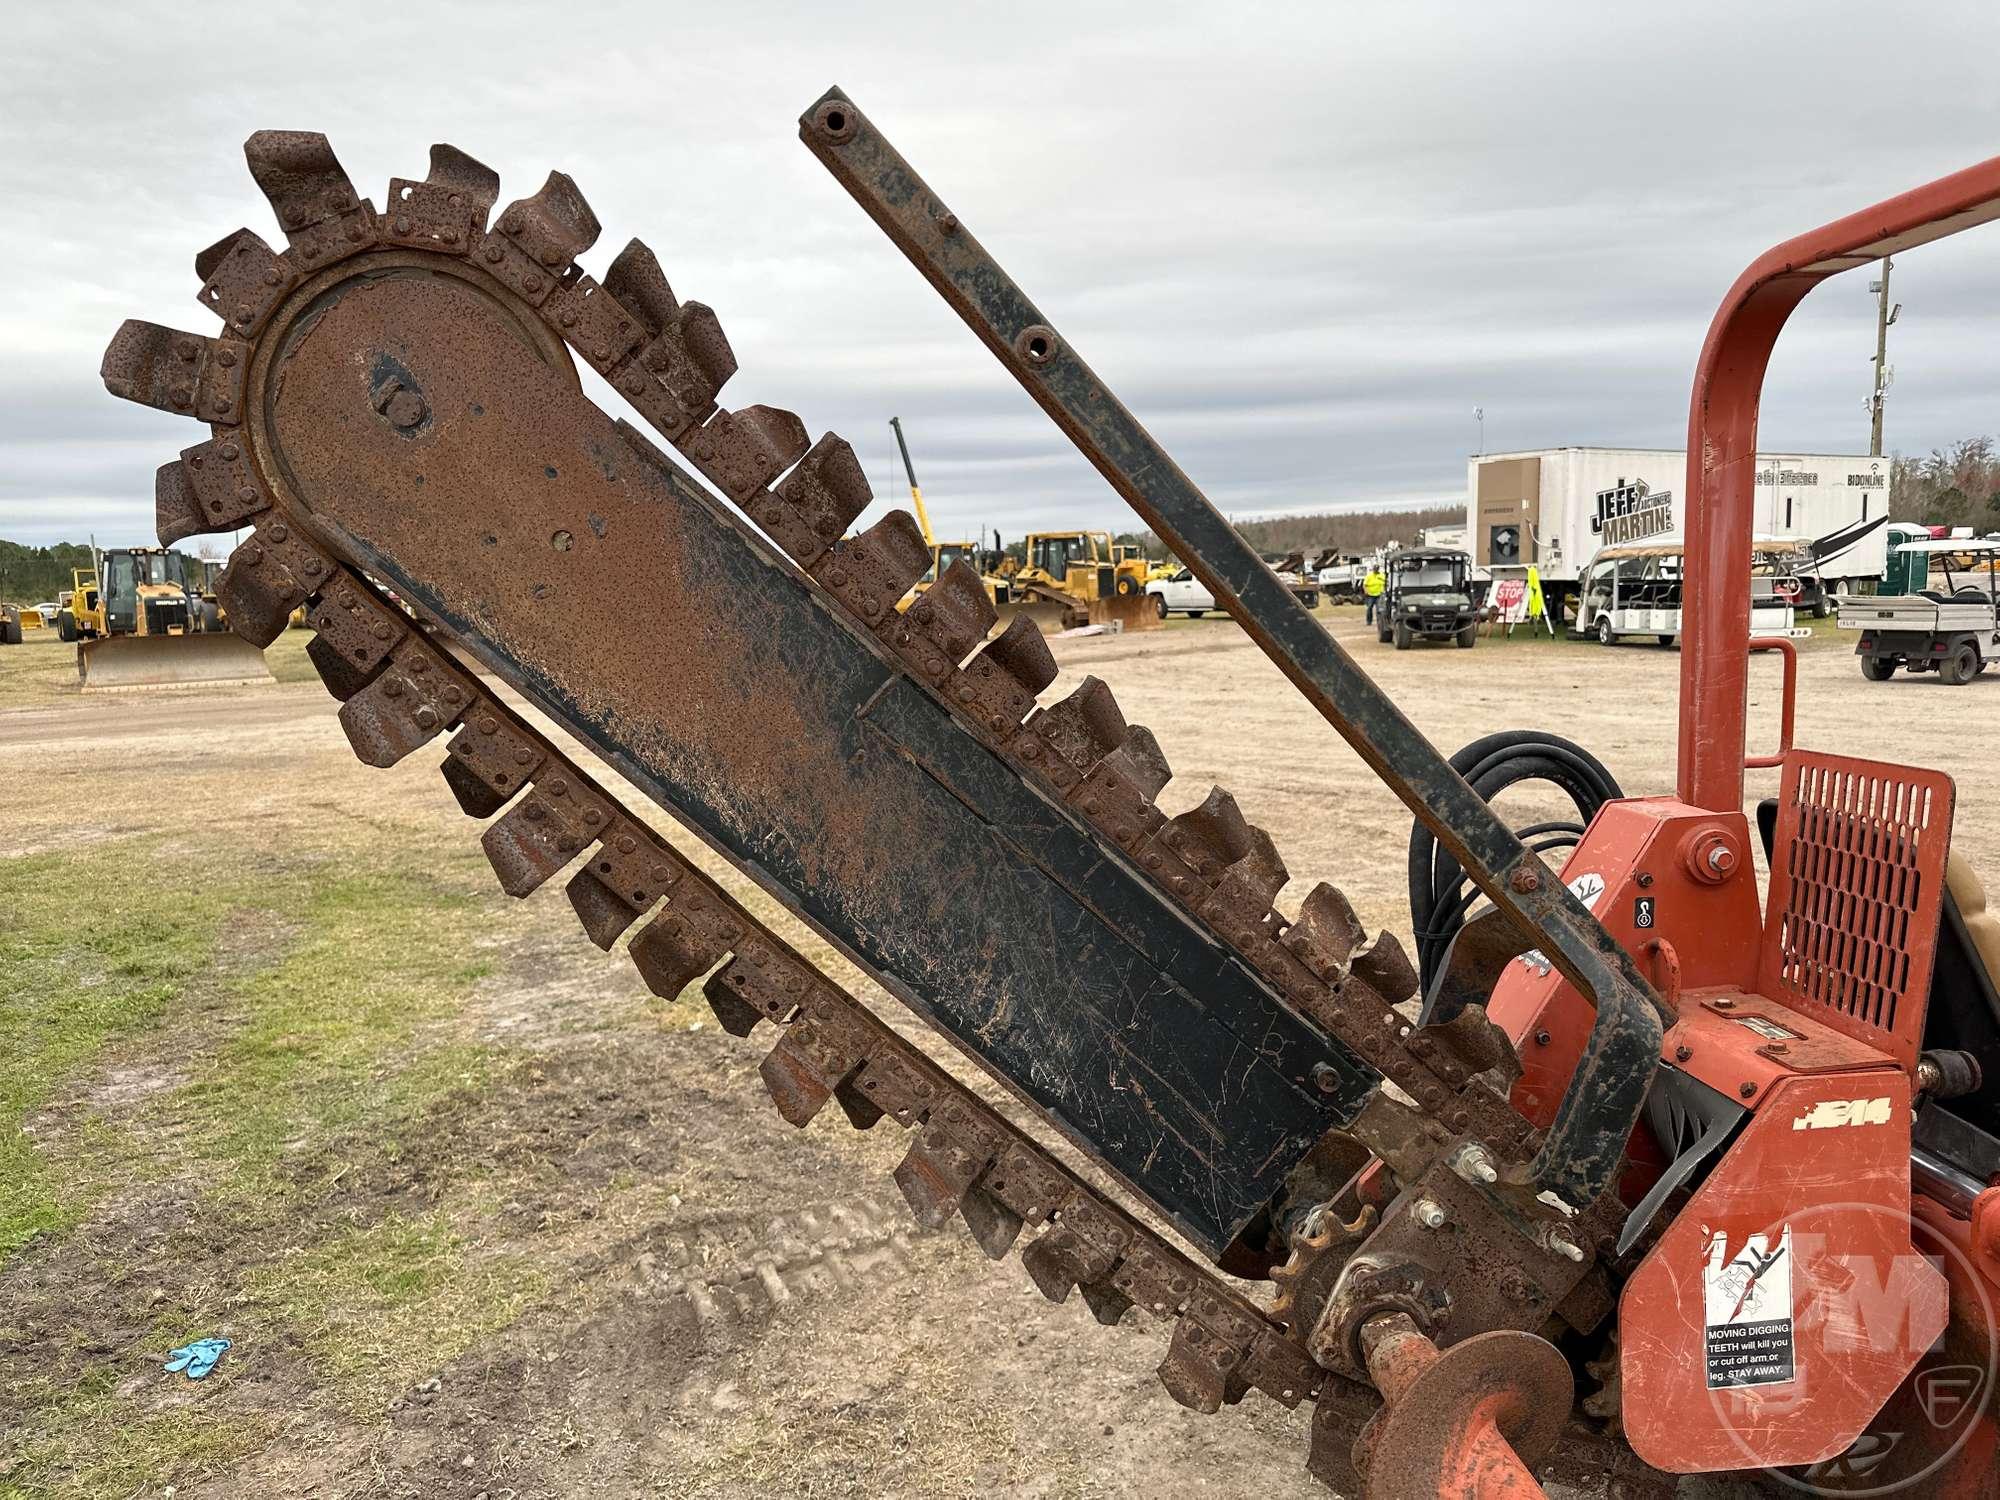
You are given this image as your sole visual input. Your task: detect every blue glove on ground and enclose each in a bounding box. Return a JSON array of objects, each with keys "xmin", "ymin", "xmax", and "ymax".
[{"xmin": 163, "ymin": 1337, "xmax": 231, "ymax": 1380}]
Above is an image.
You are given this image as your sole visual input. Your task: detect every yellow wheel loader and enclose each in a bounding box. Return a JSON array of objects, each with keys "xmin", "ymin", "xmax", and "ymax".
[{"xmin": 58, "ymin": 547, "xmax": 272, "ymax": 691}]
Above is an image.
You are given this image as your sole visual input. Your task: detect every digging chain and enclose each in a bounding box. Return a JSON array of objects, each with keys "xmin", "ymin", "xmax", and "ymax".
[{"xmin": 103, "ymin": 130, "xmax": 1560, "ymax": 1426}]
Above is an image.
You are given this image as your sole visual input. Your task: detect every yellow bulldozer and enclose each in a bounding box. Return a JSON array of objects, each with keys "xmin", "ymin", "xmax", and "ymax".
[
  {"xmin": 56, "ymin": 546, "xmax": 272, "ymax": 691},
  {"xmin": 1009, "ymin": 529, "xmax": 1159, "ymax": 632}
]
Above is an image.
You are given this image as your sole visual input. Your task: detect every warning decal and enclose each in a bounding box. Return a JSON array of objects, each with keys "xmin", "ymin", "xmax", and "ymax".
[{"xmin": 1704, "ymin": 1227, "xmax": 1796, "ymax": 1389}]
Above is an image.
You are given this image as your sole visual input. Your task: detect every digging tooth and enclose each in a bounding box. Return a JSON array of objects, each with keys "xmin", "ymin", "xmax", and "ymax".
[
  {"xmin": 1020, "ymin": 1204, "xmax": 1121, "ymax": 1306},
  {"xmin": 174, "ymin": 436, "xmax": 272, "ymax": 535},
  {"xmin": 306, "ymin": 633, "xmax": 384, "ymax": 703},
  {"xmin": 564, "ymin": 819, "xmax": 678, "ymax": 951},
  {"xmin": 903, "ymin": 558, "xmax": 999, "ymax": 664},
  {"xmin": 243, "ymin": 131, "xmax": 376, "ymax": 262},
  {"xmin": 1351, "ymin": 931, "xmax": 1419, "ymax": 1004},
  {"xmin": 154, "ymin": 460, "xmax": 200, "ymax": 546},
  {"xmin": 337, "ymin": 639, "xmax": 475, "ymax": 768},
  {"xmin": 193, "ymin": 228, "xmax": 295, "ymax": 337},
  {"xmin": 438, "ymin": 706, "xmax": 544, "ymax": 810},
  {"xmin": 762, "ymin": 433, "xmax": 870, "ymax": 565},
  {"xmin": 1079, "ymin": 1282, "xmax": 1135, "ymax": 1327},
  {"xmin": 243, "ymin": 130, "xmax": 359, "ymax": 233},
  {"xmin": 1167, "ymin": 785, "xmax": 1254, "ymax": 875},
  {"xmin": 100, "ymin": 321, "xmax": 246, "ymax": 423},
  {"xmin": 1285, "ymin": 881, "xmax": 1367, "ymax": 975},
  {"xmin": 759, "ymin": 1011, "xmax": 868, "ymax": 1129},
  {"xmin": 1028, "ymin": 676, "xmax": 1127, "ymax": 774},
  {"xmin": 1214, "ymin": 825, "xmax": 1290, "ymax": 911},
  {"xmin": 810, "ymin": 510, "xmax": 930, "ymax": 627},
  {"xmin": 439, "ymin": 753, "xmax": 511, "ymax": 818},
  {"xmin": 702, "ymin": 942, "xmax": 810, "ymax": 1039},
  {"xmin": 890, "ymin": 1101, "xmax": 1010, "ymax": 1248},
  {"xmin": 687, "ymin": 404, "xmax": 812, "ymax": 503},
  {"xmin": 977, "ymin": 611, "xmax": 1059, "ymax": 695},
  {"xmin": 1156, "ymin": 1317, "xmax": 1243, "ymax": 1415},
  {"xmin": 1097, "ymin": 724, "xmax": 1173, "ymax": 802},
  {"xmin": 604, "ymin": 239, "xmax": 738, "ymax": 430},
  {"xmin": 958, "ymin": 1185, "xmax": 1027, "ymax": 1260},
  {"xmin": 384, "ymin": 144, "xmax": 500, "ymax": 250},
  {"xmin": 701, "ymin": 964, "xmax": 772, "ymax": 1038},
  {"xmin": 628, "ymin": 906, "xmax": 730, "ymax": 1001},
  {"xmin": 214, "ymin": 522, "xmax": 330, "ymax": 648},
  {"xmin": 493, "ymin": 170, "xmax": 601, "ymax": 269},
  {"xmin": 566, "ymin": 866, "xmax": 645, "ymax": 950}
]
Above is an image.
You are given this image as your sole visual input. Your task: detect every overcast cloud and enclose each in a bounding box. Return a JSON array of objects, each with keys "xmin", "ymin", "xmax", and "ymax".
[{"xmin": 3, "ymin": 1, "xmax": 1997, "ymax": 549}]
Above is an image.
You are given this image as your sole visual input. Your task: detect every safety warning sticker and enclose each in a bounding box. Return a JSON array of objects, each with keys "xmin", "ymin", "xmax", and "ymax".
[{"xmin": 1704, "ymin": 1227, "xmax": 1796, "ymax": 1389}]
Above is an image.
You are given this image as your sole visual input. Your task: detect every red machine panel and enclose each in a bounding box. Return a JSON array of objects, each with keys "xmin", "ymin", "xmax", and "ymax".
[
  {"xmin": 1621, "ymin": 1068, "xmax": 1948, "ymax": 1473},
  {"xmin": 1760, "ymin": 750, "xmax": 1956, "ymax": 1070}
]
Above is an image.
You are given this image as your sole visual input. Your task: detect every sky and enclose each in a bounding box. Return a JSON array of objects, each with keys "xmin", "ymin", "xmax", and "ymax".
[{"xmin": 3, "ymin": 0, "xmax": 1998, "ymax": 550}]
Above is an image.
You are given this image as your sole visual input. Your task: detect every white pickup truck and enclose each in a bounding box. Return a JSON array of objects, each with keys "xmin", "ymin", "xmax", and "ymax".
[
  {"xmin": 1837, "ymin": 537, "xmax": 1999, "ymax": 685},
  {"xmin": 1146, "ymin": 568, "xmax": 1216, "ymax": 619}
]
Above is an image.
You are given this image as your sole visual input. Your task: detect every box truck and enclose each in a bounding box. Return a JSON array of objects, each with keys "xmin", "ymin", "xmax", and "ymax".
[{"xmin": 1465, "ymin": 446, "xmax": 1890, "ymax": 622}]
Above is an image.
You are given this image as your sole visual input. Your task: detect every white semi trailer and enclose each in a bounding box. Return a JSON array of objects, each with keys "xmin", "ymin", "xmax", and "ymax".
[{"xmin": 1464, "ymin": 446, "xmax": 1890, "ymax": 621}]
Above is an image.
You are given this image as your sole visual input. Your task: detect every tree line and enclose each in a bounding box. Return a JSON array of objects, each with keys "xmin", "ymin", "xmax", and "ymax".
[{"xmin": 1889, "ymin": 437, "xmax": 2000, "ymax": 530}]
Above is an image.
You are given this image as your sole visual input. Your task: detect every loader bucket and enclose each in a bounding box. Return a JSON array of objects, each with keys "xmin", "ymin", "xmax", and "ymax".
[{"xmin": 78, "ymin": 633, "xmax": 274, "ymax": 692}]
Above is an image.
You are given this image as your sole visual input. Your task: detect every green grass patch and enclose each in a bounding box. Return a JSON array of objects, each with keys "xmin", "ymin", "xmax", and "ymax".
[
  {"xmin": 0, "ymin": 847, "xmax": 238, "ymax": 1254},
  {"xmin": 0, "ymin": 1366, "xmax": 276, "ymax": 1500},
  {"xmin": 242, "ymin": 1209, "xmax": 546, "ymax": 1412},
  {"xmin": 170, "ymin": 867, "xmax": 496, "ymax": 1205}
]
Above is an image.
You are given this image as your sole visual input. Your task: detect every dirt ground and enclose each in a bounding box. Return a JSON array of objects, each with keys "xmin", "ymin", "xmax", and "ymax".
[{"xmin": 0, "ymin": 613, "xmax": 1992, "ymax": 1500}]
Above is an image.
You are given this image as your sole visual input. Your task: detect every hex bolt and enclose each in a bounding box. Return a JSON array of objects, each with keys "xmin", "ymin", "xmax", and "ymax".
[
  {"xmin": 1675, "ymin": 1044, "xmax": 1694, "ymax": 1063},
  {"xmin": 1412, "ymin": 1198, "xmax": 1448, "ymax": 1231},
  {"xmin": 1546, "ymin": 1232, "xmax": 1586, "ymax": 1264},
  {"xmin": 1509, "ymin": 867, "xmax": 1541, "ymax": 894},
  {"xmin": 1310, "ymin": 1062, "xmax": 1341, "ymax": 1095},
  {"xmin": 1454, "ymin": 1145, "xmax": 1499, "ymax": 1185}
]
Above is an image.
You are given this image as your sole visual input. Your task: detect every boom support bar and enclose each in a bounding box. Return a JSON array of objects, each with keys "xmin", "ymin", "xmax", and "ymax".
[{"xmin": 801, "ymin": 88, "xmax": 1663, "ymax": 1206}]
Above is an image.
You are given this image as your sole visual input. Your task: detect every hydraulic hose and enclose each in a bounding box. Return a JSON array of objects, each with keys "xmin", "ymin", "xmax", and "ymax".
[{"xmin": 1408, "ymin": 731, "xmax": 1624, "ymax": 996}]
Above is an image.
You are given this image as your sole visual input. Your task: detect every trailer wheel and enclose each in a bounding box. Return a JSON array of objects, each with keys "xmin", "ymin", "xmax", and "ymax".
[
  {"xmin": 1942, "ymin": 641, "xmax": 1980, "ymax": 686},
  {"xmin": 1860, "ymin": 655, "xmax": 1896, "ymax": 682},
  {"xmin": 1455, "ymin": 624, "xmax": 1476, "ymax": 649},
  {"xmin": 1394, "ymin": 619, "xmax": 1412, "ymax": 651},
  {"xmin": 1657, "ymin": 635, "xmax": 1676, "ymax": 648},
  {"xmin": 1595, "ymin": 617, "xmax": 1617, "ymax": 646}
]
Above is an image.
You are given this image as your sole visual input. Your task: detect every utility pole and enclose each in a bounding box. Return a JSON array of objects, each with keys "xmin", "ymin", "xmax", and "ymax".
[{"xmin": 1868, "ymin": 257, "xmax": 1897, "ymax": 456}]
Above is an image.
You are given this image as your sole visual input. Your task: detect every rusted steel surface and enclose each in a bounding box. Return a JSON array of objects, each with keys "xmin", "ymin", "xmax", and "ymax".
[
  {"xmin": 799, "ymin": 87, "xmax": 1664, "ymax": 1214},
  {"xmin": 235, "ymin": 248, "xmax": 1363, "ymax": 1256},
  {"xmin": 1355, "ymin": 1314, "xmax": 1567, "ymax": 1499}
]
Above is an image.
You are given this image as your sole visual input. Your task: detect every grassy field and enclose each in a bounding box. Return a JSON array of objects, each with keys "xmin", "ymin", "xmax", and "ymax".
[{"xmin": 0, "ymin": 819, "xmax": 542, "ymax": 1496}]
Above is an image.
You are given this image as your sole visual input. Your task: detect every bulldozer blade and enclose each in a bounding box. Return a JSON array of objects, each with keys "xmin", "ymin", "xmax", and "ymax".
[
  {"xmin": 993, "ymin": 596, "xmax": 1073, "ymax": 635},
  {"xmin": 1089, "ymin": 592, "xmax": 1161, "ymax": 632},
  {"xmin": 77, "ymin": 633, "xmax": 273, "ymax": 693}
]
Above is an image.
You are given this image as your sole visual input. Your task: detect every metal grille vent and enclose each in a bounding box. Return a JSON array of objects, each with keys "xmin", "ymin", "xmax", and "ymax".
[{"xmin": 1759, "ymin": 750, "xmax": 1955, "ymax": 1069}]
